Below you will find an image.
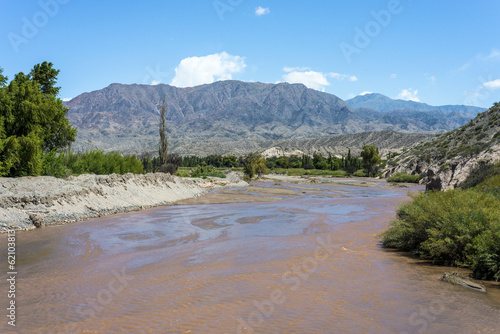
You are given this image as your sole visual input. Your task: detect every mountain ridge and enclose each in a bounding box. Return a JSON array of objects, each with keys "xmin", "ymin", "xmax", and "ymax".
[
  {"xmin": 64, "ymin": 81, "xmax": 479, "ymax": 155},
  {"xmin": 346, "ymin": 93, "xmax": 485, "ymax": 115}
]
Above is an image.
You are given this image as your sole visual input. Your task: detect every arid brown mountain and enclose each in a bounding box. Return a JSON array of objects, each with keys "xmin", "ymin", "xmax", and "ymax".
[{"xmin": 64, "ymin": 81, "xmax": 476, "ymax": 155}]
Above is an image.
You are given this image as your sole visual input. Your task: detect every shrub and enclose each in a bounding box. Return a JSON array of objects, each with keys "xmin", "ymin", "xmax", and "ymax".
[
  {"xmin": 353, "ymin": 170, "xmax": 367, "ymax": 177},
  {"xmin": 386, "ymin": 173, "xmax": 420, "ymax": 183},
  {"xmin": 459, "ymin": 162, "xmax": 500, "ymax": 189},
  {"xmin": 160, "ymin": 163, "xmax": 177, "ymax": 175},
  {"xmin": 175, "ymin": 169, "xmax": 190, "ymax": 177},
  {"xmin": 382, "ymin": 183, "xmax": 500, "ymax": 281},
  {"xmin": 191, "ymin": 165, "xmax": 226, "ymax": 178}
]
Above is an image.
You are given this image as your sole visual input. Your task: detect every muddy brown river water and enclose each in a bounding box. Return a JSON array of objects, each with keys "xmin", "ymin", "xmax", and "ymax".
[{"xmin": 1, "ymin": 179, "xmax": 499, "ymax": 333}]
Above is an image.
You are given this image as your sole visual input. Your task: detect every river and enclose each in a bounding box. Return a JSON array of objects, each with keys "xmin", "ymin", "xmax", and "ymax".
[{"xmin": 1, "ymin": 178, "xmax": 499, "ymax": 333}]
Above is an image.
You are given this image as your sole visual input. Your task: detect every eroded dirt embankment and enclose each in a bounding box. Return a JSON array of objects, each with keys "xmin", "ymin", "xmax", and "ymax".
[{"xmin": 0, "ymin": 172, "xmax": 247, "ymax": 231}]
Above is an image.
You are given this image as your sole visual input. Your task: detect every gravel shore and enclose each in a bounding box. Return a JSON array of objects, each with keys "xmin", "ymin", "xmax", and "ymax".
[{"xmin": 0, "ymin": 172, "xmax": 247, "ymax": 231}]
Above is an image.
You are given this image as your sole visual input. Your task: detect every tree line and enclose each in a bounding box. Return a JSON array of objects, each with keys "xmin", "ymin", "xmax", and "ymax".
[{"xmin": 140, "ymin": 147, "xmax": 381, "ymax": 178}]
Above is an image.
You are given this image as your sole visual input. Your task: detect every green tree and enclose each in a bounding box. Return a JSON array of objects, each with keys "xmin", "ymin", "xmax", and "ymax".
[
  {"xmin": 29, "ymin": 61, "xmax": 60, "ymax": 96},
  {"xmin": 159, "ymin": 98, "xmax": 168, "ymax": 166},
  {"xmin": 360, "ymin": 145, "xmax": 381, "ymax": 177},
  {"xmin": 0, "ymin": 67, "xmax": 7, "ymax": 86},
  {"xmin": 242, "ymin": 152, "xmax": 268, "ymax": 179},
  {"xmin": 0, "ymin": 63, "xmax": 76, "ymax": 176}
]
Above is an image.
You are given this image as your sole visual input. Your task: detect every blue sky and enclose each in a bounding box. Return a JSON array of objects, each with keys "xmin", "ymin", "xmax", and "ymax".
[{"xmin": 1, "ymin": 0, "xmax": 499, "ymax": 108}]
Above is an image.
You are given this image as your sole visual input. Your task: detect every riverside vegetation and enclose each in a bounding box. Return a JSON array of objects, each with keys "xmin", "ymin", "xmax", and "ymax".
[
  {"xmin": 382, "ymin": 102, "xmax": 500, "ymax": 282},
  {"xmin": 382, "ymin": 161, "xmax": 500, "ymax": 282}
]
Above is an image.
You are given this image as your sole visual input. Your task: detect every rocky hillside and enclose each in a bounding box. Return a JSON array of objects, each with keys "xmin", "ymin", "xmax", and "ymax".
[
  {"xmin": 385, "ymin": 103, "xmax": 500, "ymax": 190},
  {"xmin": 263, "ymin": 131, "xmax": 433, "ymax": 157},
  {"xmin": 65, "ymin": 81, "xmax": 476, "ymax": 155},
  {"xmin": 346, "ymin": 93, "xmax": 485, "ymax": 115}
]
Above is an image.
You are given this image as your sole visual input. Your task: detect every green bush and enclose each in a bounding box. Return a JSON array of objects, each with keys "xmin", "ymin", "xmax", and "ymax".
[
  {"xmin": 353, "ymin": 170, "xmax": 367, "ymax": 177},
  {"xmin": 273, "ymin": 168, "xmax": 347, "ymax": 177},
  {"xmin": 386, "ymin": 172, "xmax": 420, "ymax": 183},
  {"xmin": 382, "ymin": 182, "xmax": 500, "ymax": 281},
  {"xmin": 191, "ymin": 165, "xmax": 226, "ymax": 178},
  {"xmin": 41, "ymin": 150, "xmax": 143, "ymax": 177},
  {"xmin": 459, "ymin": 162, "xmax": 500, "ymax": 190},
  {"xmin": 175, "ymin": 169, "xmax": 190, "ymax": 177}
]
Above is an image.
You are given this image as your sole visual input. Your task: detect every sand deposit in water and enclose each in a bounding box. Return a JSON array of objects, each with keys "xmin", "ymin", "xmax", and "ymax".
[{"xmin": 1, "ymin": 179, "xmax": 499, "ymax": 334}]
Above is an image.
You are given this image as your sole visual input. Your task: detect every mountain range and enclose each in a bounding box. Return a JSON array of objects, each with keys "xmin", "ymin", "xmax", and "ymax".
[
  {"xmin": 346, "ymin": 93, "xmax": 484, "ymax": 115},
  {"xmin": 64, "ymin": 81, "xmax": 485, "ymax": 155}
]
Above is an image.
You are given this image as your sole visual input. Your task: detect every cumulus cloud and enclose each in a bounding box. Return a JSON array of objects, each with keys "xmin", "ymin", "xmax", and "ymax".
[
  {"xmin": 170, "ymin": 52, "xmax": 246, "ymax": 87},
  {"xmin": 255, "ymin": 6, "xmax": 270, "ymax": 16},
  {"xmin": 483, "ymin": 79, "xmax": 500, "ymax": 90},
  {"xmin": 390, "ymin": 73, "xmax": 397, "ymax": 79},
  {"xmin": 62, "ymin": 97, "xmax": 72, "ymax": 102},
  {"xmin": 282, "ymin": 70, "xmax": 330, "ymax": 91},
  {"xmin": 282, "ymin": 68, "xmax": 358, "ymax": 91},
  {"xmin": 151, "ymin": 80, "xmax": 161, "ymax": 85},
  {"xmin": 396, "ymin": 89, "xmax": 420, "ymax": 102}
]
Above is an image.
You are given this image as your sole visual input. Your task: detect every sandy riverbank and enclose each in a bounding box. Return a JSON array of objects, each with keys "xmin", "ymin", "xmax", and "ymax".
[{"xmin": 0, "ymin": 172, "xmax": 247, "ymax": 231}]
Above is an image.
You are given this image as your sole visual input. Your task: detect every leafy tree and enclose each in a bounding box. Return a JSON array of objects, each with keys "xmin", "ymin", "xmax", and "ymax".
[
  {"xmin": 0, "ymin": 63, "xmax": 76, "ymax": 176},
  {"xmin": 29, "ymin": 61, "xmax": 60, "ymax": 96},
  {"xmin": 360, "ymin": 145, "xmax": 381, "ymax": 176},
  {"xmin": 17, "ymin": 131, "xmax": 43, "ymax": 176},
  {"xmin": 158, "ymin": 98, "xmax": 168, "ymax": 166},
  {"xmin": 0, "ymin": 67, "xmax": 7, "ymax": 87},
  {"xmin": 242, "ymin": 152, "xmax": 267, "ymax": 179},
  {"xmin": 161, "ymin": 153, "xmax": 181, "ymax": 175}
]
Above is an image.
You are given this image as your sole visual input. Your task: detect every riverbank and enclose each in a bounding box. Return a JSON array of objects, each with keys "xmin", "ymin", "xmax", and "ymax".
[{"xmin": 0, "ymin": 172, "xmax": 247, "ymax": 231}]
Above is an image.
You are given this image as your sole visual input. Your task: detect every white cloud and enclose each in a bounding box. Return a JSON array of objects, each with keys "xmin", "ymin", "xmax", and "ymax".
[
  {"xmin": 255, "ymin": 6, "xmax": 270, "ymax": 16},
  {"xmin": 359, "ymin": 91, "xmax": 373, "ymax": 96},
  {"xmin": 170, "ymin": 52, "xmax": 246, "ymax": 87},
  {"xmin": 283, "ymin": 70, "xmax": 330, "ymax": 91},
  {"xmin": 390, "ymin": 73, "xmax": 397, "ymax": 79},
  {"xmin": 282, "ymin": 68, "xmax": 358, "ymax": 91},
  {"xmin": 330, "ymin": 72, "xmax": 358, "ymax": 81},
  {"xmin": 457, "ymin": 60, "xmax": 473, "ymax": 72},
  {"xmin": 396, "ymin": 89, "xmax": 420, "ymax": 102},
  {"xmin": 483, "ymin": 79, "xmax": 500, "ymax": 90},
  {"xmin": 151, "ymin": 80, "xmax": 161, "ymax": 85},
  {"xmin": 424, "ymin": 73, "xmax": 436, "ymax": 83},
  {"xmin": 457, "ymin": 49, "xmax": 500, "ymax": 72},
  {"xmin": 62, "ymin": 97, "xmax": 72, "ymax": 102},
  {"xmin": 480, "ymin": 49, "xmax": 500, "ymax": 61}
]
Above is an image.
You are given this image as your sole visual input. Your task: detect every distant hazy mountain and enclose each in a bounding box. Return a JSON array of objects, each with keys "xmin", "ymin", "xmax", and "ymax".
[
  {"xmin": 64, "ymin": 81, "xmax": 476, "ymax": 155},
  {"xmin": 346, "ymin": 93, "xmax": 485, "ymax": 115}
]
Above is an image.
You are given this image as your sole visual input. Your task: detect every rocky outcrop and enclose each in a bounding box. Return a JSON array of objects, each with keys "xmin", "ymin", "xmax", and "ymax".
[
  {"xmin": 424, "ymin": 145, "xmax": 500, "ymax": 190},
  {"xmin": 0, "ymin": 172, "xmax": 247, "ymax": 231},
  {"xmin": 386, "ymin": 103, "xmax": 500, "ymax": 190}
]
